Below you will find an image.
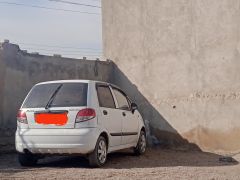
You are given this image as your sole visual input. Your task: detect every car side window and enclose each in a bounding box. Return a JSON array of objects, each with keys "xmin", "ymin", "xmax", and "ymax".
[
  {"xmin": 112, "ymin": 88, "xmax": 130, "ymax": 111},
  {"xmin": 97, "ymin": 85, "xmax": 116, "ymax": 108}
]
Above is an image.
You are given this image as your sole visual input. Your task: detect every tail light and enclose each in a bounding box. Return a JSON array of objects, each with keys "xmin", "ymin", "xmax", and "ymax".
[
  {"xmin": 75, "ymin": 108, "xmax": 96, "ymax": 123},
  {"xmin": 17, "ymin": 110, "xmax": 28, "ymax": 124}
]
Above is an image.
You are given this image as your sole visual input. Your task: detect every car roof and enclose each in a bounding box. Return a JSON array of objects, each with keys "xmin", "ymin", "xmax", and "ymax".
[{"xmin": 36, "ymin": 80, "xmax": 120, "ymax": 89}]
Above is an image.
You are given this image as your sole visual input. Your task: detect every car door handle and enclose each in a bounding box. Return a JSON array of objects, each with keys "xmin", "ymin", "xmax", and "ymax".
[
  {"xmin": 103, "ymin": 110, "xmax": 108, "ymax": 115},
  {"xmin": 122, "ymin": 112, "xmax": 126, "ymax": 116}
]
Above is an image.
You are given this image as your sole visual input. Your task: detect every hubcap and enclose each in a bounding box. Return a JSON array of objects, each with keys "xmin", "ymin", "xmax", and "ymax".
[
  {"xmin": 139, "ymin": 134, "xmax": 146, "ymax": 153},
  {"xmin": 98, "ymin": 140, "xmax": 107, "ymax": 164}
]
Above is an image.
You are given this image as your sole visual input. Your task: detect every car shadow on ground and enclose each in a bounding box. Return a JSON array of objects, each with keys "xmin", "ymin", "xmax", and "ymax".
[
  {"xmin": 37, "ymin": 149, "xmax": 239, "ymax": 169},
  {"xmin": 0, "ymin": 148, "xmax": 238, "ymax": 175},
  {"xmin": 105, "ymin": 148, "xmax": 239, "ymax": 169}
]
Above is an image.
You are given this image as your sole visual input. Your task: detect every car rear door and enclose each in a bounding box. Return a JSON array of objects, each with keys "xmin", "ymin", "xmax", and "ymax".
[
  {"xmin": 111, "ymin": 87, "xmax": 139, "ymax": 145},
  {"xmin": 21, "ymin": 82, "xmax": 89, "ymax": 129},
  {"xmin": 96, "ymin": 84, "xmax": 122, "ymax": 147}
]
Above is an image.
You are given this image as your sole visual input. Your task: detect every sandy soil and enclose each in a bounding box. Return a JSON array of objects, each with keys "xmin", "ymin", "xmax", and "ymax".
[{"xmin": 0, "ymin": 148, "xmax": 239, "ymax": 180}]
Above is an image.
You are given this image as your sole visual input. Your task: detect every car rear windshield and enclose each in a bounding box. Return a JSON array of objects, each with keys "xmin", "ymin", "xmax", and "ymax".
[{"xmin": 22, "ymin": 83, "xmax": 88, "ymax": 108}]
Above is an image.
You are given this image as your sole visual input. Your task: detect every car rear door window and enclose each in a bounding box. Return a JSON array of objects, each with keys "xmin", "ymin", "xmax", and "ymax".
[
  {"xmin": 112, "ymin": 88, "xmax": 130, "ymax": 111},
  {"xmin": 22, "ymin": 83, "xmax": 88, "ymax": 108},
  {"xmin": 97, "ymin": 85, "xmax": 115, "ymax": 108}
]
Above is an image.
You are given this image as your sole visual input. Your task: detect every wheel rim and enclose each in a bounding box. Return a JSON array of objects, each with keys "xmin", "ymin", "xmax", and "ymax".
[
  {"xmin": 139, "ymin": 134, "xmax": 146, "ymax": 153},
  {"xmin": 98, "ymin": 140, "xmax": 107, "ymax": 164}
]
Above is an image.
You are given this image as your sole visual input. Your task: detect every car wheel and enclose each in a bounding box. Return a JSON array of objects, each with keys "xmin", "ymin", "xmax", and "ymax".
[
  {"xmin": 89, "ymin": 136, "xmax": 107, "ymax": 167},
  {"xmin": 18, "ymin": 153, "xmax": 38, "ymax": 167},
  {"xmin": 134, "ymin": 130, "xmax": 147, "ymax": 155}
]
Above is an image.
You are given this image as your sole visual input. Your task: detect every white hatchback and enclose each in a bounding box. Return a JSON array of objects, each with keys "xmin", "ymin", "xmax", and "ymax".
[{"xmin": 15, "ymin": 80, "xmax": 146, "ymax": 167}]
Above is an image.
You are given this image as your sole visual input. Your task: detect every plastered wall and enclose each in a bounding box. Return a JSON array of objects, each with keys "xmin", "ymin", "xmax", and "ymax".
[
  {"xmin": 0, "ymin": 42, "xmax": 114, "ymax": 137},
  {"xmin": 102, "ymin": 0, "xmax": 240, "ymax": 153}
]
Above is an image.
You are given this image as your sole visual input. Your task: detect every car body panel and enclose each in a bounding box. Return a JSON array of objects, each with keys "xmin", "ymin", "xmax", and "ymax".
[{"xmin": 15, "ymin": 80, "xmax": 145, "ymax": 155}]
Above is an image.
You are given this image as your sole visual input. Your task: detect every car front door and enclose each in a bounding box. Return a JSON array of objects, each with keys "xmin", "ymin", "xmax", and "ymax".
[
  {"xmin": 111, "ymin": 87, "xmax": 139, "ymax": 145},
  {"xmin": 96, "ymin": 84, "xmax": 122, "ymax": 147}
]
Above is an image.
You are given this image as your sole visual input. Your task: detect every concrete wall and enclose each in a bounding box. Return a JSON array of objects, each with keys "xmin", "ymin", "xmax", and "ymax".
[
  {"xmin": 102, "ymin": 0, "xmax": 240, "ymax": 153},
  {"xmin": 0, "ymin": 42, "xmax": 114, "ymax": 137}
]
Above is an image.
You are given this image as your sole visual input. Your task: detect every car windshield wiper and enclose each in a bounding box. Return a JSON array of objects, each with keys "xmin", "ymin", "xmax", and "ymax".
[{"xmin": 45, "ymin": 84, "xmax": 63, "ymax": 109}]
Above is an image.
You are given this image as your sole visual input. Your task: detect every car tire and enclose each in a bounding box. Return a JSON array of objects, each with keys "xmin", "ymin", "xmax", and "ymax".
[
  {"xmin": 18, "ymin": 153, "xmax": 38, "ymax": 167},
  {"xmin": 89, "ymin": 136, "xmax": 107, "ymax": 168},
  {"xmin": 134, "ymin": 130, "xmax": 147, "ymax": 155}
]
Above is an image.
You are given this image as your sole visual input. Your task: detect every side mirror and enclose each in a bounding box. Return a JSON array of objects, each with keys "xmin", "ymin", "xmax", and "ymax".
[{"xmin": 131, "ymin": 102, "xmax": 138, "ymax": 113}]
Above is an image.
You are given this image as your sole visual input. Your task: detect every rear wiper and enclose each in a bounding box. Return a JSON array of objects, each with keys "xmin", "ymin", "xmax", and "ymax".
[{"xmin": 45, "ymin": 84, "xmax": 63, "ymax": 109}]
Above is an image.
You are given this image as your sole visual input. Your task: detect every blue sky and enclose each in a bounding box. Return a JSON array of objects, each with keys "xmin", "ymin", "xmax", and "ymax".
[{"xmin": 0, "ymin": 0, "xmax": 102, "ymax": 59}]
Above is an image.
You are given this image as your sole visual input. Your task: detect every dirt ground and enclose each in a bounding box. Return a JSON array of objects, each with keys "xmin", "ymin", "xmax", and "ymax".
[{"xmin": 0, "ymin": 148, "xmax": 240, "ymax": 180}]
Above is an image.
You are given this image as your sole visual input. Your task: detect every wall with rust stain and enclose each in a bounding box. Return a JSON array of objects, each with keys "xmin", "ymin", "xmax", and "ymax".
[
  {"xmin": 102, "ymin": 0, "xmax": 240, "ymax": 153},
  {"xmin": 0, "ymin": 42, "xmax": 114, "ymax": 137}
]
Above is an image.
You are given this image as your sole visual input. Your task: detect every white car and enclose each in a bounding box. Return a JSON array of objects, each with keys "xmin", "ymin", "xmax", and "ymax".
[{"xmin": 16, "ymin": 80, "xmax": 146, "ymax": 167}]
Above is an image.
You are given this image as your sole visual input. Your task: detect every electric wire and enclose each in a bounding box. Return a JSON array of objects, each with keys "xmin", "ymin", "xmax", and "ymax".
[
  {"xmin": 0, "ymin": 1, "xmax": 100, "ymax": 15},
  {"xmin": 49, "ymin": 0, "xmax": 101, "ymax": 8}
]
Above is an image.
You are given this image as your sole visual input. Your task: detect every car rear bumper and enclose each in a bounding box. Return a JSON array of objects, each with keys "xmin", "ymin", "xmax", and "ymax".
[{"xmin": 15, "ymin": 128, "xmax": 98, "ymax": 154}]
